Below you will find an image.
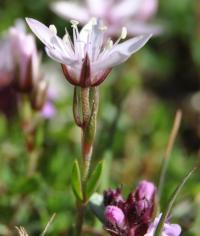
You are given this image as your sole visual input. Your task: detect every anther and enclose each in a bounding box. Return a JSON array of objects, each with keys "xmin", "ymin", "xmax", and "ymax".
[
  {"xmin": 71, "ymin": 20, "xmax": 79, "ymax": 27},
  {"xmin": 49, "ymin": 24, "xmax": 57, "ymax": 35},
  {"xmin": 121, "ymin": 27, "xmax": 127, "ymax": 40}
]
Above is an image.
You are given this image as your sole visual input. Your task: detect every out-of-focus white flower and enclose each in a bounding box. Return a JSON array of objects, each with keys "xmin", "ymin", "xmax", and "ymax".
[
  {"xmin": 9, "ymin": 20, "xmax": 40, "ymax": 92},
  {"xmin": 145, "ymin": 214, "xmax": 182, "ymax": 236},
  {"xmin": 26, "ymin": 18, "xmax": 151, "ymax": 87},
  {"xmin": 51, "ymin": 0, "xmax": 161, "ymax": 36}
]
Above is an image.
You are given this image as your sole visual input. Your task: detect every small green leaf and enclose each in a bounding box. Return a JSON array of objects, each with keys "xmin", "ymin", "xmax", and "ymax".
[
  {"xmin": 86, "ymin": 161, "xmax": 103, "ymax": 199},
  {"xmin": 89, "ymin": 193, "xmax": 105, "ymax": 223},
  {"xmin": 71, "ymin": 161, "xmax": 83, "ymax": 201},
  {"xmin": 154, "ymin": 167, "xmax": 196, "ymax": 236}
]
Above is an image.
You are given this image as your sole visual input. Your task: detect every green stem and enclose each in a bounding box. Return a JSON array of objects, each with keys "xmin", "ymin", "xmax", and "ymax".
[
  {"xmin": 158, "ymin": 110, "xmax": 182, "ymax": 199},
  {"xmin": 81, "ymin": 87, "xmax": 90, "ymax": 125},
  {"xmin": 74, "ymin": 87, "xmax": 99, "ymax": 236},
  {"xmin": 27, "ymin": 150, "xmax": 39, "ymax": 176},
  {"xmin": 74, "ymin": 202, "xmax": 86, "ymax": 236}
]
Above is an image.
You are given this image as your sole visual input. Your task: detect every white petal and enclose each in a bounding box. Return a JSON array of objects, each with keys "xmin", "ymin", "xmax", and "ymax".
[
  {"xmin": 95, "ymin": 34, "xmax": 152, "ymax": 70},
  {"xmin": 111, "ymin": 0, "xmax": 142, "ymax": 20},
  {"xmin": 26, "ymin": 18, "xmax": 70, "ymax": 54},
  {"xmin": 86, "ymin": 0, "xmax": 111, "ymax": 16},
  {"xmin": 26, "ymin": 18, "xmax": 76, "ymax": 63},
  {"xmin": 79, "ymin": 19, "xmax": 94, "ymax": 43},
  {"xmin": 126, "ymin": 21, "xmax": 163, "ymax": 35},
  {"xmin": 51, "ymin": 1, "xmax": 89, "ymax": 23},
  {"xmin": 26, "ymin": 18, "xmax": 55, "ymax": 47},
  {"xmin": 45, "ymin": 47, "xmax": 76, "ymax": 65}
]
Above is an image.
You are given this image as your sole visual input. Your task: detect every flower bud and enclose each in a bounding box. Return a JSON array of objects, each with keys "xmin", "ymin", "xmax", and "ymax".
[
  {"xmin": 9, "ymin": 20, "xmax": 40, "ymax": 93},
  {"xmin": 104, "ymin": 187, "xmax": 125, "ymax": 207},
  {"xmin": 0, "ymin": 39, "xmax": 14, "ymax": 87},
  {"xmin": 105, "ymin": 205, "xmax": 125, "ymax": 227},
  {"xmin": 134, "ymin": 181, "xmax": 156, "ymax": 222},
  {"xmin": 135, "ymin": 180, "xmax": 156, "ymax": 202},
  {"xmin": 126, "ymin": 180, "xmax": 156, "ymax": 226},
  {"xmin": 31, "ymin": 79, "xmax": 48, "ymax": 111}
]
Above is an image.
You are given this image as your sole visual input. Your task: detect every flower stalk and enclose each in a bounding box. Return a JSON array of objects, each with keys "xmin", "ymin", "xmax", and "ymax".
[{"xmin": 73, "ymin": 86, "xmax": 99, "ymax": 236}]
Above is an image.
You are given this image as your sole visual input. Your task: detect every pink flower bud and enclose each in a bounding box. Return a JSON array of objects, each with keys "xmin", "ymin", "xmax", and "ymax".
[
  {"xmin": 135, "ymin": 180, "xmax": 156, "ymax": 202},
  {"xmin": 104, "ymin": 187, "xmax": 125, "ymax": 207},
  {"xmin": 105, "ymin": 205, "xmax": 125, "ymax": 226}
]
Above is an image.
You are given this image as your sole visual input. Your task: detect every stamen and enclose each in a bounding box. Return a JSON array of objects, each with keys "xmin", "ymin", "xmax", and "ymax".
[
  {"xmin": 49, "ymin": 24, "xmax": 57, "ymax": 35},
  {"xmin": 63, "ymin": 33, "xmax": 69, "ymax": 43},
  {"xmin": 99, "ymin": 25, "xmax": 108, "ymax": 32},
  {"xmin": 63, "ymin": 28, "xmax": 74, "ymax": 53},
  {"xmin": 91, "ymin": 17, "xmax": 97, "ymax": 25},
  {"xmin": 107, "ymin": 40, "xmax": 113, "ymax": 49},
  {"xmin": 70, "ymin": 20, "xmax": 80, "ymax": 44},
  {"xmin": 70, "ymin": 20, "xmax": 79, "ymax": 27},
  {"xmin": 121, "ymin": 27, "xmax": 127, "ymax": 40},
  {"xmin": 114, "ymin": 27, "xmax": 128, "ymax": 45}
]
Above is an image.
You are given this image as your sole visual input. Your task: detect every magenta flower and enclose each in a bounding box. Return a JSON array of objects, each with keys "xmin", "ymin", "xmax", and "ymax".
[
  {"xmin": 135, "ymin": 180, "xmax": 156, "ymax": 202},
  {"xmin": 105, "ymin": 205, "xmax": 125, "ymax": 227},
  {"xmin": 9, "ymin": 20, "xmax": 40, "ymax": 92},
  {"xmin": 103, "ymin": 181, "xmax": 157, "ymax": 236},
  {"xmin": 51, "ymin": 0, "xmax": 161, "ymax": 36},
  {"xmin": 26, "ymin": 18, "xmax": 151, "ymax": 87},
  {"xmin": 145, "ymin": 214, "xmax": 182, "ymax": 236}
]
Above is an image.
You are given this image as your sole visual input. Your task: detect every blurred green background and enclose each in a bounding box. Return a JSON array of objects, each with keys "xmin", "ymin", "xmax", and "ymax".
[{"xmin": 0, "ymin": 0, "xmax": 200, "ymax": 235}]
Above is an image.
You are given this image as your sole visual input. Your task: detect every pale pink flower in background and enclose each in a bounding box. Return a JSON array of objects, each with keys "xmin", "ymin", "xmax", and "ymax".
[
  {"xmin": 0, "ymin": 37, "xmax": 14, "ymax": 87},
  {"xmin": 26, "ymin": 18, "xmax": 151, "ymax": 87},
  {"xmin": 9, "ymin": 20, "xmax": 40, "ymax": 91},
  {"xmin": 40, "ymin": 86, "xmax": 57, "ymax": 119},
  {"xmin": 41, "ymin": 101, "xmax": 56, "ymax": 119},
  {"xmin": 145, "ymin": 214, "xmax": 182, "ymax": 236},
  {"xmin": 51, "ymin": 0, "xmax": 161, "ymax": 36}
]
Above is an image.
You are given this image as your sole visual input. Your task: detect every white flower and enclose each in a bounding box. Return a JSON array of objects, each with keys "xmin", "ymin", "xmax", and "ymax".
[
  {"xmin": 26, "ymin": 18, "xmax": 151, "ymax": 87},
  {"xmin": 51, "ymin": 0, "xmax": 161, "ymax": 36}
]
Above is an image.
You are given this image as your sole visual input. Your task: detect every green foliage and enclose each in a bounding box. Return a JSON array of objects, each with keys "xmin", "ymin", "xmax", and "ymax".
[
  {"xmin": 86, "ymin": 161, "xmax": 103, "ymax": 200},
  {"xmin": 71, "ymin": 161, "xmax": 83, "ymax": 201}
]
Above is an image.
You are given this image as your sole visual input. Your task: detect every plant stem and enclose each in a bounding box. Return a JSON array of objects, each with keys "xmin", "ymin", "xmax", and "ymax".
[
  {"xmin": 154, "ymin": 167, "xmax": 196, "ymax": 236},
  {"xmin": 74, "ymin": 202, "xmax": 86, "ymax": 236},
  {"xmin": 81, "ymin": 87, "xmax": 90, "ymax": 125},
  {"xmin": 74, "ymin": 87, "xmax": 99, "ymax": 236},
  {"xmin": 158, "ymin": 110, "xmax": 182, "ymax": 199}
]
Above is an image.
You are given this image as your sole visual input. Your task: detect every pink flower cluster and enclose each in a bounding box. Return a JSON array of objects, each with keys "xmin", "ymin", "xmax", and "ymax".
[{"xmin": 104, "ymin": 181, "xmax": 181, "ymax": 236}]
